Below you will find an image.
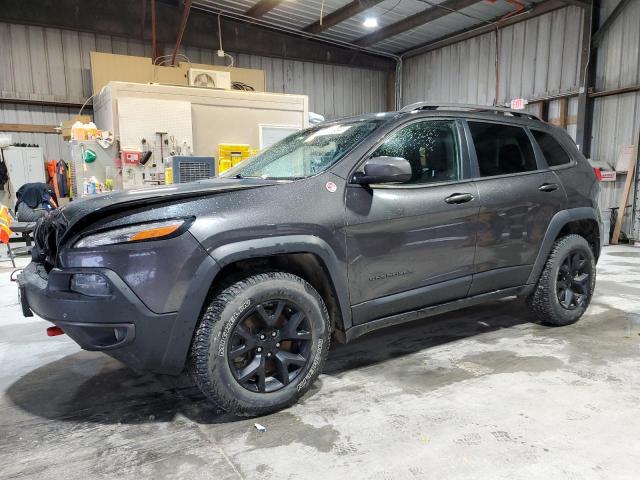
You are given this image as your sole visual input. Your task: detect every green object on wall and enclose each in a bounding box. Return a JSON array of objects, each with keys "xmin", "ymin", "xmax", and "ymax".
[{"xmin": 83, "ymin": 148, "xmax": 97, "ymax": 163}]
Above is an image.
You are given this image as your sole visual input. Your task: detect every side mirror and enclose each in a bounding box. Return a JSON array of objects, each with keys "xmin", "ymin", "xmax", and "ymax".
[{"xmin": 352, "ymin": 156, "xmax": 412, "ymax": 184}]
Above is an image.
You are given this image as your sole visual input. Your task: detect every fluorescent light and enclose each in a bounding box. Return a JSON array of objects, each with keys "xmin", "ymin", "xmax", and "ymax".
[{"xmin": 363, "ymin": 17, "xmax": 379, "ymax": 28}]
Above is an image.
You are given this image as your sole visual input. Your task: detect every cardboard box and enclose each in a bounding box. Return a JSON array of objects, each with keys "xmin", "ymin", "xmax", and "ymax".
[
  {"xmin": 60, "ymin": 115, "xmax": 92, "ymax": 140},
  {"xmin": 615, "ymin": 145, "xmax": 637, "ymax": 173},
  {"xmin": 90, "ymin": 52, "xmax": 266, "ymax": 95}
]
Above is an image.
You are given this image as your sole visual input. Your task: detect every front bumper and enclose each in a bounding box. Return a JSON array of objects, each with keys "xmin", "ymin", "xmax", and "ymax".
[{"xmin": 17, "ymin": 262, "xmax": 180, "ymax": 372}]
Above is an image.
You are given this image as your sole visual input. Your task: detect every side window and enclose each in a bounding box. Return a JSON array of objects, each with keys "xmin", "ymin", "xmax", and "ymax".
[
  {"xmin": 532, "ymin": 130, "xmax": 572, "ymax": 167},
  {"xmin": 371, "ymin": 120, "xmax": 460, "ymax": 184},
  {"xmin": 468, "ymin": 121, "xmax": 537, "ymax": 177}
]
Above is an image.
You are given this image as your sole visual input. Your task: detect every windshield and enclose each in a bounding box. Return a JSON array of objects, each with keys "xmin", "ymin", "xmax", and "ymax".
[{"xmin": 221, "ymin": 119, "xmax": 381, "ymax": 180}]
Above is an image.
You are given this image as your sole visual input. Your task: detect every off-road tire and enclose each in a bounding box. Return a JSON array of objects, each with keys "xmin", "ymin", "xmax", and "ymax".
[
  {"xmin": 189, "ymin": 271, "xmax": 330, "ymax": 417},
  {"xmin": 527, "ymin": 234, "xmax": 596, "ymax": 326}
]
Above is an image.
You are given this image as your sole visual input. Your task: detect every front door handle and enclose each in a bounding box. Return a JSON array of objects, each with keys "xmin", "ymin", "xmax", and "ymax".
[
  {"xmin": 445, "ymin": 193, "xmax": 474, "ymax": 204},
  {"xmin": 538, "ymin": 183, "xmax": 559, "ymax": 192}
]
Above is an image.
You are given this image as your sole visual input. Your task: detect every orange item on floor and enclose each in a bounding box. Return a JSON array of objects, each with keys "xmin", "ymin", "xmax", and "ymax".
[{"xmin": 0, "ymin": 205, "xmax": 12, "ymax": 244}]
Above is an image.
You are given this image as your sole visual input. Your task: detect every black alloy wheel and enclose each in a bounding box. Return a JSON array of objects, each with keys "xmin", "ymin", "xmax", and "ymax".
[
  {"xmin": 227, "ymin": 299, "xmax": 312, "ymax": 393},
  {"xmin": 556, "ymin": 251, "xmax": 591, "ymax": 310}
]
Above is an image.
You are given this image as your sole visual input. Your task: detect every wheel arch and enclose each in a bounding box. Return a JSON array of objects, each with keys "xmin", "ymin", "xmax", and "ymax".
[
  {"xmin": 211, "ymin": 235, "xmax": 351, "ymax": 331},
  {"xmin": 157, "ymin": 235, "xmax": 351, "ymax": 374},
  {"xmin": 527, "ymin": 207, "xmax": 601, "ymax": 285},
  {"xmin": 208, "ymin": 235, "xmax": 351, "ymax": 335}
]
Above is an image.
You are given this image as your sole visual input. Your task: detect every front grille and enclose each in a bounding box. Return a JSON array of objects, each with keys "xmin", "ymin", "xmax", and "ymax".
[{"xmin": 32, "ymin": 209, "xmax": 68, "ymax": 268}]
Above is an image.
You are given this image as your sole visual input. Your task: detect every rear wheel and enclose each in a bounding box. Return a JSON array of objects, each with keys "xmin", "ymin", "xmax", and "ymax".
[
  {"xmin": 189, "ymin": 272, "xmax": 330, "ymax": 416},
  {"xmin": 527, "ymin": 234, "xmax": 596, "ymax": 326}
]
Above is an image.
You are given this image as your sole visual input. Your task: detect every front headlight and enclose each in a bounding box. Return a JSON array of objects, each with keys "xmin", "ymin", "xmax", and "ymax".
[{"xmin": 73, "ymin": 219, "xmax": 188, "ymax": 248}]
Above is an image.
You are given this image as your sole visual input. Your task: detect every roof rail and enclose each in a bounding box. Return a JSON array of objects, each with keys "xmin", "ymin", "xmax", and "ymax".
[{"xmin": 399, "ymin": 102, "xmax": 541, "ymax": 121}]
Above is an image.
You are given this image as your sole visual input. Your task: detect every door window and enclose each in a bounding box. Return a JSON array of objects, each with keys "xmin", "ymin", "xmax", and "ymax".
[
  {"xmin": 531, "ymin": 130, "xmax": 572, "ymax": 167},
  {"xmin": 468, "ymin": 122, "xmax": 537, "ymax": 177},
  {"xmin": 371, "ymin": 120, "xmax": 460, "ymax": 184}
]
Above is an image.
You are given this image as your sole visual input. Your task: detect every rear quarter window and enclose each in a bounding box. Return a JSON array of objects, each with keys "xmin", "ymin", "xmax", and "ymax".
[
  {"xmin": 531, "ymin": 130, "xmax": 572, "ymax": 167},
  {"xmin": 468, "ymin": 121, "xmax": 537, "ymax": 177}
]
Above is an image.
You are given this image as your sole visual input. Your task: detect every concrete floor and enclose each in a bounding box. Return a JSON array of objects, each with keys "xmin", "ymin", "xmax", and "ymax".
[{"xmin": 1, "ymin": 245, "xmax": 640, "ymax": 479}]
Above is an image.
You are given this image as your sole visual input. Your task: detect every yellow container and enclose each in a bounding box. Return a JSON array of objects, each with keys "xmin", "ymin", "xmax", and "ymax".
[
  {"xmin": 218, "ymin": 144, "xmax": 251, "ymax": 173},
  {"xmin": 164, "ymin": 167, "xmax": 173, "ymax": 185},
  {"xmin": 231, "ymin": 154, "xmax": 245, "ymax": 167},
  {"xmin": 218, "ymin": 158, "xmax": 233, "ymax": 173}
]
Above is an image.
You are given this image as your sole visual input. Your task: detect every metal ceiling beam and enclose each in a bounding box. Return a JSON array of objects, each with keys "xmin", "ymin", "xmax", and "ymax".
[
  {"xmin": 560, "ymin": 0, "xmax": 591, "ymax": 6},
  {"xmin": 245, "ymin": 0, "xmax": 285, "ymax": 18},
  {"xmin": 151, "ymin": 0, "xmax": 159, "ymax": 62},
  {"xmin": 303, "ymin": 0, "xmax": 385, "ymax": 34},
  {"xmin": 592, "ymin": 0, "xmax": 631, "ymax": 48},
  {"xmin": 171, "ymin": 0, "xmax": 192, "ymax": 65},
  {"xmin": 401, "ymin": 0, "xmax": 569, "ymax": 57},
  {"xmin": 0, "ymin": 0, "xmax": 396, "ymax": 70},
  {"xmin": 353, "ymin": 0, "xmax": 483, "ymax": 47}
]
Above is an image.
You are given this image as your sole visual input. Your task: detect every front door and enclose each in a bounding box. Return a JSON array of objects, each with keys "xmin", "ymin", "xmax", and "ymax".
[
  {"xmin": 345, "ymin": 119, "xmax": 480, "ymax": 325},
  {"xmin": 465, "ymin": 120, "xmax": 567, "ymax": 295}
]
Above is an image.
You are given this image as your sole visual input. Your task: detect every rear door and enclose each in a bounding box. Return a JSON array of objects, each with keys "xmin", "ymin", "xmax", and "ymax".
[
  {"xmin": 345, "ymin": 118, "xmax": 480, "ymax": 324},
  {"xmin": 465, "ymin": 120, "xmax": 567, "ymax": 295}
]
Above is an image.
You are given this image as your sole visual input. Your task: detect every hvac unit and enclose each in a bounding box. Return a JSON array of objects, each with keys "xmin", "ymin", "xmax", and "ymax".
[
  {"xmin": 188, "ymin": 69, "xmax": 231, "ymax": 90},
  {"xmin": 164, "ymin": 156, "xmax": 215, "ymax": 184}
]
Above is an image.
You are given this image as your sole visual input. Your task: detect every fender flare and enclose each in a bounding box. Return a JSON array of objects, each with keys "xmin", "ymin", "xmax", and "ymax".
[
  {"xmin": 159, "ymin": 235, "xmax": 351, "ymax": 373},
  {"xmin": 159, "ymin": 254, "xmax": 220, "ymax": 373},
  {"xmin": 526, "ymin": 207, "xmax": 600, "ymax": 285},
  {"xmin": 210, "ymin": 235, "xmax": 352, "ymax": 329}
]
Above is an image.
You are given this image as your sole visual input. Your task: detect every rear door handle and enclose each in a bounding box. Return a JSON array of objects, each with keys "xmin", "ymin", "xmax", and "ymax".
[
  {"xmin": 538, "ymin": 183, "xmax": 559, "ymax": 192},
  {"xmin": 445, "ymin": 193, "xmax": 474, "ymax": 204}
]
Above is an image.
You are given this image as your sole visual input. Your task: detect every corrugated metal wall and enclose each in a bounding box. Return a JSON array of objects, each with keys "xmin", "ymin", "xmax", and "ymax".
[
  {"xmin": 590, "ymin": 0, "xmax": 640, "ymax": 237},
  {"xmin": 402, "ymin": 5, "xmax": 585, "ymax": 106},
  {"xmin": 0, "ymin": 22, "xmax": 388, "ymax": 160},
  {"xmin": 402, "ymin": 2, "xmax": 640, "ymax": 238},
  {"xmin": 401, "ymin": 4, "xmax": 584, "ymax": 158},
  {"xmin": 0, "ymin": 103, "xmax": 76, "ymax": 160}
]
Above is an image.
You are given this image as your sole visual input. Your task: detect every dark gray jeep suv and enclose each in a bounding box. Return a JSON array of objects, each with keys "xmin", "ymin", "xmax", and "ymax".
[{"xmin": 18, "ymin": 103, "xmax": 600, "ymax": 416}]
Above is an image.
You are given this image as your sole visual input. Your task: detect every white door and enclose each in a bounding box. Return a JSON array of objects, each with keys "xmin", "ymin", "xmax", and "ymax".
[
  {"xmin": 4, "ymin": 149, "xmax": 26, "ymax": 207},
  {"xmin": 3, "ymin": 147, "xmax": 45, "ymax": 207},
  {"xmin": 24, "ymin": 148, "xmax": 46, "ymax": 183}
]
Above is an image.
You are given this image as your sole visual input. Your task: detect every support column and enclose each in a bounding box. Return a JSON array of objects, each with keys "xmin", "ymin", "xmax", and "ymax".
[{"xmin": 575, "ymin": 0, "xmax": 598, "ymax": 157}]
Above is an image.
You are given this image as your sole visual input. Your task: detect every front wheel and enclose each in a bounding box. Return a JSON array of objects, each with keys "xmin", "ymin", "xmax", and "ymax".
[
  {"xmin": 189, "ymin": 271, "xmax": 330, "ymax": 417},
  {"xmin": 527, "ymin": 234, "xmax": 596, "ymax": 326}
]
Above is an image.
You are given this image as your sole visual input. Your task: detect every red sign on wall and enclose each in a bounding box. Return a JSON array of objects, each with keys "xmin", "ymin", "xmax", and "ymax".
[{"xmin": 510, "ymin": 98, "xmax": 527, "ymax": 110}]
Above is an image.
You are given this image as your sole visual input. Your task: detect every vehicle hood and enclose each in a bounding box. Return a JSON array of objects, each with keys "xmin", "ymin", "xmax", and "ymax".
[{"xmin": 60, "ymin": 177, "xmax": 278, "ymax": 227}]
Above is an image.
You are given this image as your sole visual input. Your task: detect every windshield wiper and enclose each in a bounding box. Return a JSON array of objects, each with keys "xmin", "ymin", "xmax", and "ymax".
[{"xmin": 261, "ymin": 176, "xmax": 304, "ymax": 180}]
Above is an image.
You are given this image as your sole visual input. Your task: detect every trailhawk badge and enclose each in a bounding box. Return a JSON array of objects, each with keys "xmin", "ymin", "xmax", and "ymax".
[{"xmin": 325, "ymin": 181, "xmax": 337, "ymax": 193}]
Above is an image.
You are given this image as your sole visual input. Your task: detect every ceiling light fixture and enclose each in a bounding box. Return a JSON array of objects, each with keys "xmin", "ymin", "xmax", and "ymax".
[{"xmin": 363, "ymin": 17, "xmax": 379, "ymax": 28}]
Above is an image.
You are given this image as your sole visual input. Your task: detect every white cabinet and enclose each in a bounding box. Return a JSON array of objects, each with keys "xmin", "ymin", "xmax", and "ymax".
[{"xmin": 3, "ymin": 147, "xmax": 46, "ymax": 208}]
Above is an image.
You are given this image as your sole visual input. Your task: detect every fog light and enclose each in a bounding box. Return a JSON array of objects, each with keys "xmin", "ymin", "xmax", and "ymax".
[{"xmin": 70, "ymin": 273, "xmax": 112, "ymax": 297}]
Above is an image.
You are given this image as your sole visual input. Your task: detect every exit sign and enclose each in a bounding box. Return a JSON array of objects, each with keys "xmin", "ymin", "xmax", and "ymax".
[
  {"xmin": 511, "ymin": 98, "xmax": 527, "ymax": 110},
  {"xmin": 510, "ymin": 98, "xmax": 527, "ymax": 110}
]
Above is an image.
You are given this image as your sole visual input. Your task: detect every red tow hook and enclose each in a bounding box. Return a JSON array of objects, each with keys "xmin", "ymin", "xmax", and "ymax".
[{"xmin": 47, "ymin": 326, "xmax": 65, "ymax": 337}]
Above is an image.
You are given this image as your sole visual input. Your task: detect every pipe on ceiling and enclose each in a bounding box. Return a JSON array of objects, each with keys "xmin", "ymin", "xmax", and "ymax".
[{"xmin": 171, "ymin": 0, "xmax": 193, "ymax": 66}]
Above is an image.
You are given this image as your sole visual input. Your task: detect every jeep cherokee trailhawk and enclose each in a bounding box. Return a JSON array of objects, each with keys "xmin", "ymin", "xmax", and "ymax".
[{"xmin": 18, "ymin": 103, "xmax": 600, "ymax": 416}]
